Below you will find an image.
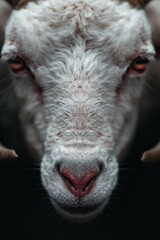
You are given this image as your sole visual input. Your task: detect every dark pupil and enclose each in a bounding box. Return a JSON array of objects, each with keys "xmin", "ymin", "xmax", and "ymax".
[{"xmin": 135, "ymin": 58, "xmax": 149, "ymax": 65}]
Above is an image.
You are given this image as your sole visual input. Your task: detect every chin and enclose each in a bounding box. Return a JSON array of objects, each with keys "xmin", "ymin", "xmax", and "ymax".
[{"xmin": 51, "ymin": 198, "xmax": 110, "ymax": 223}]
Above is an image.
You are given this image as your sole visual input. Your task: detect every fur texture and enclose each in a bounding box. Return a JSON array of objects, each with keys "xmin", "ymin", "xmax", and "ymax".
[{"xmin": 1, "ymin": 0, "xmax": 155, "ymax": 221}]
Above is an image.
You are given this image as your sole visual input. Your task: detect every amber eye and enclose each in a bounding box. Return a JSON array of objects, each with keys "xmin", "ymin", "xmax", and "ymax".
[
  {"xmin": 130, "ymin": 57, "xmax": 149, "ymax": 74},
  {"xmin": 8, "ymin": 57, "xmax": 26, "ymax": 72}
]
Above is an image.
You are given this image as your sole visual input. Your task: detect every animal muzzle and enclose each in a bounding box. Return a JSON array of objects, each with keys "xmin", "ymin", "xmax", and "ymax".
[
  {"xmin": 58, "ymin": 167, "xmax": 99, "ymax": 198},
  {"xmin": 41, "ymin": 148, "xmax": 118, "ymax": 222}
]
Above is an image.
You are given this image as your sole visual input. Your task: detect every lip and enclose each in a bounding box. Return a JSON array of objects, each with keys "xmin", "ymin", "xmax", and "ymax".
[
  {"xmin": 52, "ymin": 200, "xmax": 107, "ymax": 222},
  {"xmin": 59, "ymin": 205, "xmax": 99, "ymax": 215},
  {"xmin": 50, "ymin": 196, "xmax": 100, "ymax": 214}
]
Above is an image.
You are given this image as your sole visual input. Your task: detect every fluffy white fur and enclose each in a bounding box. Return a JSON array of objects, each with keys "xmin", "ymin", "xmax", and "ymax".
[{"xmin": 1, "ymin": 0, "xmax": 155, "ymax": 222}]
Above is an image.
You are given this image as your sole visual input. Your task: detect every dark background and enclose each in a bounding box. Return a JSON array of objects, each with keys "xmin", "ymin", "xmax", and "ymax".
[{"xmin": 0, "ymin": 61, "xmax": 160, "ymax": 240}]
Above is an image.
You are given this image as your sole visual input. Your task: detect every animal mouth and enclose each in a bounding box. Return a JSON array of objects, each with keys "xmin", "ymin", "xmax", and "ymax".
[
  {"xmin": 58, "ymin": 204, "xmax": 99, "ymax": 215},
  {"xmin": 52, "ymin": 199, "xmax": 107, "ymax": 222}
]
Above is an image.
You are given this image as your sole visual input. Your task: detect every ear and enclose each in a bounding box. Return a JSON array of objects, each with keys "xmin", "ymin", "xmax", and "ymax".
[{"xmin": 145, "ymin": 0, "xmax": 160, "ymax": 58}]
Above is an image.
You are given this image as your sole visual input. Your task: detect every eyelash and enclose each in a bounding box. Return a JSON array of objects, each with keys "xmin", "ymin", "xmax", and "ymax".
[
  {"xmin": 128, "ymin": 56, "xmax": 150, "ymax": 75},
  {"xmin": 7, "ymin": 55, "xmax": 150, "ymax": 78},
  {"xmin": 8, "ymin": 56, "xmax": 27, "ymax": 73}
]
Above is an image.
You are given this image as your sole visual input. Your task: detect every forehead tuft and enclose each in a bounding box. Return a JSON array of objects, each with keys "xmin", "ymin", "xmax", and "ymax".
[
  {"xmin": 3, "ymin": 0, "xmax": 152, "ymax": 62},
  {"xmin": 6, "ymin": 0, "xmax": 150, "ymax": 36}
]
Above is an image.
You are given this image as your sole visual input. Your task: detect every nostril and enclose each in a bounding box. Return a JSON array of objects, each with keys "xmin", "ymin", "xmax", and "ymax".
[
  {"xmin": 58, "ymin": 167, "xmax": 99, "ymax": 198},
  {"xmin": 61, "ymin": 168, "xmax": 79, "ymax": 190},
  {"xmin": 80, "ymin": 171, "xmax": 97, "ymax": 192}
]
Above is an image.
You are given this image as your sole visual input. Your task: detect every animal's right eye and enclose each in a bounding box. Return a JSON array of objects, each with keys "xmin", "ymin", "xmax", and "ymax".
[
  {"xmin": 8, "ymin": 57, "xmax": 26, "ymax": 73},
  {"xmin": 129, "ymin": 57, "xmax": 150, "ymax": 74}
]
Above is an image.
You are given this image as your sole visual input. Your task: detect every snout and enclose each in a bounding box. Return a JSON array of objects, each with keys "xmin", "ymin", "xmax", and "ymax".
[
  {"xmin": 41, "ymin": 149, "xmax": 118, "ymax": 222},
  {"xmin": 58, "ymin": 167, "xmax": 99, "ymax": 198}
]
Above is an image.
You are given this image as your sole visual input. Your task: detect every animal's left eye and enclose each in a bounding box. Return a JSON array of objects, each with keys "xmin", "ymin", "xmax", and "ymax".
[
  {"xmin": 129, "ymin": 57, "xmax": 150, "ymax": 74},
  {"xmin": 8, "ymin": 57, "xmax": 26, "ymax": 73}
]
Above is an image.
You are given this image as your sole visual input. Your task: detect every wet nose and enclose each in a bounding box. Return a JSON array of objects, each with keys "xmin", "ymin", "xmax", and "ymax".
[{"xmin": 59, "ymin": 167, "xmax": 98, "ymax": 198}]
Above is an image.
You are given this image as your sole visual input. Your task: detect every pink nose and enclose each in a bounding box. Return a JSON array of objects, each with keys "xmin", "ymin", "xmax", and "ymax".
[{"xmin": 60, "ymin": 168, "xmax": 98, "ymax": 198}]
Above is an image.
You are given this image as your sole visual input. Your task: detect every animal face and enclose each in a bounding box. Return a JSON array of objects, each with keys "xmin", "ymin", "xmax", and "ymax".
[{"xmin": 1, "ymin": 0, "xmax": 155, "ymax": 222}]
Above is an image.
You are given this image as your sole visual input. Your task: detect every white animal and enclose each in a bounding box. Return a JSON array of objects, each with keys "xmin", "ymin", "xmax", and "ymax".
[{"xmin": 1, "ymin": 0, "xmax": 159, "ymax": 222}]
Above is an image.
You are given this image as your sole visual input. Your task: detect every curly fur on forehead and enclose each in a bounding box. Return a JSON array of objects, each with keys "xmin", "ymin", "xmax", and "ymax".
[{"xmin": 3, "ymin": 0, "xmax": 152, "ymax": 64}]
